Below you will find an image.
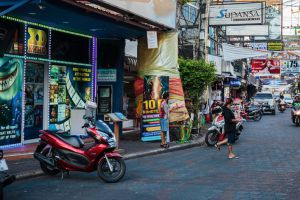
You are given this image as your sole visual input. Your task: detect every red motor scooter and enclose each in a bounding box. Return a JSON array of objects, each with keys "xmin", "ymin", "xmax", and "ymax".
[{"xmin": 34, "ymin": 102, "xmax": 126, "ymax": 183}]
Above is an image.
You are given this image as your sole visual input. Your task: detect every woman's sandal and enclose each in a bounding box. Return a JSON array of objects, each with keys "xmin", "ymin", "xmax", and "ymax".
[
  {"xmin": 228, "ymin": 155, "xmax": 239, "ymax": 159},
  {"xmin": 160, "ymin": 144, "xmax": 169, "ymax": 149},
  {"xmin": 214, "ymin": 144, "xmax": 220, "ymax": 151}
]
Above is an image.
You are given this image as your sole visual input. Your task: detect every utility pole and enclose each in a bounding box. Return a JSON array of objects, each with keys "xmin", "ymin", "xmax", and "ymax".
[{"xmin": 198, "ymin": 0, "xmax": 211, "ymax": 62}]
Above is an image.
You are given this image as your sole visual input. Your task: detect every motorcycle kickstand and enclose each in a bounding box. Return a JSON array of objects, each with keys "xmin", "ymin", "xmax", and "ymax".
[{"xmin": 60, "ymin": 170, "xmax": 70, "ymax": 181}]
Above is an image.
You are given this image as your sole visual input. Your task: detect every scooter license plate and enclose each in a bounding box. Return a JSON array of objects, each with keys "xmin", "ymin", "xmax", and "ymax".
[{"xmin": 0, "ymin": 159, "xmax": 8, "ymax": 171}]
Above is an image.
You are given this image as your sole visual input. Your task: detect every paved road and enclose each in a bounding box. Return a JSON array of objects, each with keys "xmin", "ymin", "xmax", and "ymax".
[{"xmin": 4, "ymin": 109, "xmax": 300, "ymax": 200}]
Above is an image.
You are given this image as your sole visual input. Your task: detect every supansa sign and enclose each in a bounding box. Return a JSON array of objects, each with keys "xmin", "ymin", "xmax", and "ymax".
[{"xmin": 209, "ymin": 2, "xmax": 265, "ymax": 26}]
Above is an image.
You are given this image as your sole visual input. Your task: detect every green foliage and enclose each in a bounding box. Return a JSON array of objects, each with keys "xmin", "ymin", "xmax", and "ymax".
[{"xmin": 178, "ymin": 57, "xmax": 217, "ymax": 115}]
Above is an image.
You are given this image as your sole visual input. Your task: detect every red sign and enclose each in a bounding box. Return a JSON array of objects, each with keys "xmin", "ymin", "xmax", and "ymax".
[{"xmin": 251, "ymin": 59, "xmax": 280, "ymax": 75}]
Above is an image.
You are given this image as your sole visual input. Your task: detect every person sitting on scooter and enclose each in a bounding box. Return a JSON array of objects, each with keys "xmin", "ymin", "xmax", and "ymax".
[
  {"xmin": 278, "ymin": 95, "xmax": 286, "ymax": 109},
  {"xmin": 214, "ymin": 98, "xmax": 240, "ymax": 159},
  {"xmin": 291, "ymin": 95, "xmax": 300, "ymax": 123}
]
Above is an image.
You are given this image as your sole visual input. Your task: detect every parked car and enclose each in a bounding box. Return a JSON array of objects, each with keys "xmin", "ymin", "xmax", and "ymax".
[{"xmin": 253, "ymin": 92, "xmax": 276, "ymax": 115}]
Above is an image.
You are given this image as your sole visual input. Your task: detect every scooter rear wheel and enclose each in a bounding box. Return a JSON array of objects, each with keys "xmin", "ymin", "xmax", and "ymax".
[
  {"xmin": 40, "ymin": 148, "xmax": 60, "ymax": 176},
  {"xmin": 97, "ymin": 157, "xmax": 126, "ymax": 183},
  {"xmin": 205, "ymin": 130, "xmax": 218, "ymax": 146}
]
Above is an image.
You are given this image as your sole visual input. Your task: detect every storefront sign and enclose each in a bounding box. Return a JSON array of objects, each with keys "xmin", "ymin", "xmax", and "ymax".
[
  {"xmin": 0, "ymin": 57, "xmax": 23, "ymax": 146},
  {"xmin": 27, "ymin": 27, "xmax": 47, "ymax": 55},
  {"xmin": 141, "ymin": 76, "xmax": 169, "ymax": 142},
  {"xmin": 97, "ymin": 69, "xmax": 117, "ymax": 82},
  {"xmin": 209, "ymin": 3, "xmax": 265, "ymax": 26},
  {"xmin": 251, "ymin": 43, "xmax": 267, "ymax": 50},
  {"xmin": 230, "ymin": 79, "xmax": 241, "ymax": 87},
  {"xmin": 280, "ymin": 60, "xmax": 300, "ymax": 74},
  {"xmin": 267, "ymin": 42, "xmax": 283, "ymax": 51},
  {"xmin": 251, "ymin": 59, "xmax": 281, "ymax": 75}
]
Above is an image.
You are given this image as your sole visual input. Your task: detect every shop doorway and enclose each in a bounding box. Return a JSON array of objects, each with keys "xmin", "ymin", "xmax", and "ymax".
[{"xmin": 24, "ymin": 61, "xmax": 48, "ymax": 142}]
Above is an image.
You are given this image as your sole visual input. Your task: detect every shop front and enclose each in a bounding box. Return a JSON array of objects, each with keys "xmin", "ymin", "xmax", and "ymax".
[
  {"xmin": 0, "ymin": 16, "xmax": 94, "ymax": 147},
  {"xmin": 0, "ymin": 0, "xmax": 173, "ymax": 147}
]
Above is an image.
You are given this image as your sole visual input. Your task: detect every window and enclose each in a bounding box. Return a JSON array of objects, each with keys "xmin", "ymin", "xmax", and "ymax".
[
  {"xmin": 51, "ymin": 31, "xmax": 90, "ymax": 63},
  {"xmin": 182, "ymin": 5, "xmax": 197, "ymax": 22}
]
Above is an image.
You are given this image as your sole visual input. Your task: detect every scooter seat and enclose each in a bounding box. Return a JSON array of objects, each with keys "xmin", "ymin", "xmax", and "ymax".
[
  {"xmin": 45, "ymin": 130, "xmax": 70, "ymax": 135},
  {"xmin": 54, "ymin": 134, "xmax": 84, "ymax": 148}
]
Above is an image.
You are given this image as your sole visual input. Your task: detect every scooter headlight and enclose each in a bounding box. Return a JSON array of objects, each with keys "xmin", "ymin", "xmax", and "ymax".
[{"xmin": 295, "ymin": 110, "xmax": 300, "ymax": 115}]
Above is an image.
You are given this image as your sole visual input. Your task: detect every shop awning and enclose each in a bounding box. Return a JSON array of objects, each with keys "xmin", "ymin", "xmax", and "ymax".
[
  {"xmin": 3, "ymin": 0, "xmax": 155, "ymax": 38},
  {"xmin": 222, "ymin": 43, "xmax": 268, "ymax": 61},
  {"xmin": 0, "ymin": 0, "xmax": 32, "ymax": 16}
]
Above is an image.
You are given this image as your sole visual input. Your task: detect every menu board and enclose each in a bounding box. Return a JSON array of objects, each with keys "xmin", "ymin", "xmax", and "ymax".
[
  {"xmin": 141, "ymin": 76, "xmax": 169, "ymax": 142},
  {"xmin": 49, "ymin": 65, "xmax": 92, "ymax": 131}
]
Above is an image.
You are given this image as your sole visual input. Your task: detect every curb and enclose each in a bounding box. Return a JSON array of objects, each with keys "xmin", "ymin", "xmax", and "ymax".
[{"xmin": 15, "ymin": 136, "xmax": 206, "ymax": 180}]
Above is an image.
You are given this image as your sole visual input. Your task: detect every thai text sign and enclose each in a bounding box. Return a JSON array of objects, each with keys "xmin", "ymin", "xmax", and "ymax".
[
  {"xmin": 209, "ymin": 3, "xmax": 265, "ymax": 26},
  {"xmin": 268, "ymin": 42, "xmax": 283, "ymax": 51}
]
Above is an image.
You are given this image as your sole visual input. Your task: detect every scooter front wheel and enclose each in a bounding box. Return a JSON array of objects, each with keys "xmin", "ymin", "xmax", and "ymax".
[{"xmin": 97, "ymin": 157, "xmax": 126, "ymax": 183}]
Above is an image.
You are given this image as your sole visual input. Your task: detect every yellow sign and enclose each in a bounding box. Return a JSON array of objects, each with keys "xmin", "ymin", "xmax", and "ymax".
[{"xmin": 27, "ymin": 27, "xmax": 47, "ymax": 55}]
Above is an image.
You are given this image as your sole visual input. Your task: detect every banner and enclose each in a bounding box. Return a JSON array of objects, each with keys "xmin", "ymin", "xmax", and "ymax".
[
  {"xmin": 141, "ymin": 76, "xmax": 169, "ymax": 142},
  {"xmin": 134, "ymin": 32, "xmax": 189, "ymax": 123},
  {"xmin": 251, "ymin": 59, "xmax": 280, "ymax": 75},
  {"xmin": 209, "ymin": 3, "xmax": 265, "ymax": 26},
  {"xmin": 280, "ymin": 60, "xmax": 300, "ymax": 74},
  {"xmin": 0, "ymin": 57, "xmax": 23, "ymax": 146}
]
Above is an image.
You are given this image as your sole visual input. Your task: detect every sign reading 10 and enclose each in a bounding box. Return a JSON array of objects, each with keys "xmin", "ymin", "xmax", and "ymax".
[{"xmin": 143, "ymin": 99, "xmax": 163, "ymax": 110}]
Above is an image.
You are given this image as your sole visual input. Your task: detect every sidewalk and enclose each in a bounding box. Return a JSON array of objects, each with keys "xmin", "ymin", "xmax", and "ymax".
[{"xmin": 4, "ymin": 127, "xmax": 208, "ymax": 180}]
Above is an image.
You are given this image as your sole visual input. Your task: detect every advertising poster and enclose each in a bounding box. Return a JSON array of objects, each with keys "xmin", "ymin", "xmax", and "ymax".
[
  {"xmin": 251, "ymin": 59, "xmax": 281, "ymax": 75},
  {"xmin": 0, "ymin": 57, "xmax": 23, "ymax": 145},
  {"xmin": 280, "ymin": 60, "xmax": 300, "ymax": 74},
  {"xmin": 141, "ymin": 76, "xmax": 169, "ymax": 142},
  {"xmin": 49, "ymin": 65, "xmax": 92, "ymax": 131}
]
